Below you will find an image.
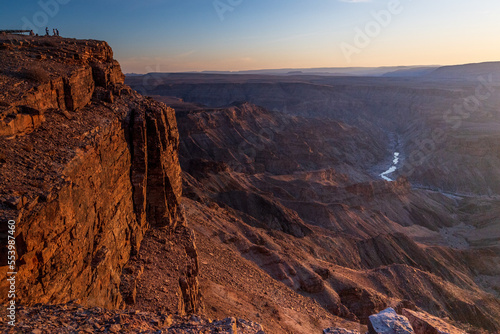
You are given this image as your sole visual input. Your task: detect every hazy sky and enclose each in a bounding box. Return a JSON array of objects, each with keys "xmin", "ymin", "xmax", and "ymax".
[{"xmin": 1, "ymin": 0, "xmax": 500, "ymax": 73}]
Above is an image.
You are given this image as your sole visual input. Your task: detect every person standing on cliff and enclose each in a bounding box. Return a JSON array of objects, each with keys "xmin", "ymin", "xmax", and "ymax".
[
  {"xmin": 56, "ymin": 29, "xmax": 59, "ymax": 37},
  {"xmin": 45, "ymin": 27, "xmax": 49, "ymax": 36}
]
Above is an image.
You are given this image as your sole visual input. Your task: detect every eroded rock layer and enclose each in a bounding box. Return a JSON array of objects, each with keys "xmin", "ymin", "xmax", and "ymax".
[
  {"xmin": 0, "ymin": 34, "xmax": 199, "ymax": 313},
  {"xmin": 169, "ymin": 98, "xmax": 500, "ymax": 332}
]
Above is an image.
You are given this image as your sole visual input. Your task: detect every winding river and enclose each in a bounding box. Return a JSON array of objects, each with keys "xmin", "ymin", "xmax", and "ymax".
[{"xmin": 380, "ymin": 152, "xmax": 400, "ymax": 181}]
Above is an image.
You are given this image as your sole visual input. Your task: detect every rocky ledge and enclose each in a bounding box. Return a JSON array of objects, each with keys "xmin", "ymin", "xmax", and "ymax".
[{"xmin": 0, "ymin": 34, "xmax": 200, "ymax": 315}]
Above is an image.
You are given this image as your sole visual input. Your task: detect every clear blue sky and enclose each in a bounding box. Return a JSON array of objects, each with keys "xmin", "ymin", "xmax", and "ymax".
[{"xmin": 1, "ymin": 0, "xmax": 499, "ymax": 73}]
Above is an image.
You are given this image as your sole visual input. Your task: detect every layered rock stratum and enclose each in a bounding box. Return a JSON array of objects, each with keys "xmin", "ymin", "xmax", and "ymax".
[{"xmin": 0, "ymin": 34, "xmax": 205, "ymax": 331}]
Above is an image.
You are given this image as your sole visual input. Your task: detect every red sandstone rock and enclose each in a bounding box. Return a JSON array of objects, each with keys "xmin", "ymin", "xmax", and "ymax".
[
  {"xmin": 402, "ymin": 309, "xmax": 466, "ymax": 334},
  {"xmin": 0, "ymin": 34, "xmax": 200, "ymax": 314}
]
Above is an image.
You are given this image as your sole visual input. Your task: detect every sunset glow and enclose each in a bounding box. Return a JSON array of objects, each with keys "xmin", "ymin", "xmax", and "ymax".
[{"xmin": 2, "ymin": 0, "xmax": 499, "ymax": 73}]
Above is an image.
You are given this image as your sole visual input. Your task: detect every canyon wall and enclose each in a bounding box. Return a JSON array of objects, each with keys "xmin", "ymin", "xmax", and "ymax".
[
  {"xmin": 127, "ymin": 74, "xmax": 500, "ymax": 196},
  {"xmin": 173, "ymin": 100, "xmax": 500, "ymax": 331},
  {"xmin": 0, "ymin": 35, "xmax": 200, "ymax": 312}
]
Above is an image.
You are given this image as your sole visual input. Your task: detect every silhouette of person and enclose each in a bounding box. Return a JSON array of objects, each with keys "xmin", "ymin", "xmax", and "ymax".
[
  {"xmin": 45, "ymin": 27, "xmax": 49, "ymax": 36},
  {"xmin": 29, "ymin": 30, "xmax": 34, "ymax": 36},
  {"xmin": 56, "ymin": 29, "xmax": 59, "ymax": 37},
  {"xmin": 53, "ymin": 29, "xmax": 56, "ymax": 36}
]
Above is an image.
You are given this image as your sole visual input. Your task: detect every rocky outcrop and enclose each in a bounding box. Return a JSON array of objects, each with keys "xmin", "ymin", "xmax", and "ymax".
[
  {"xmin": 402, "ymin": 309, "xmax": 466, "ymax": 334},
  {"xmin": 339, "ymin": 288, "xmax": 387, "ymax": 324},
  {"xmin": 126, "ymin": 99, "xmax": 182, "ymax": 231},
  {"xmin": 368, "ymin": 308, "xmax": 414, "ymax": 334},
  {"xmin": 178, "ymin": 230, "xmax": 202, "ymax": 315},
  {"xmin": 119, "ymin": 224, "xmax": 202, "ymax": 316},
  {"xmin": 0, "ymin": 36, "xmax": 124, "ymax": 137},
  {"xmin": 6, "ymin": 118, "xmax": 139, "ymax": 308},
  {"xmin": 0, "ymin": 67, "xmax": 95, "ymax": 136},
  {"xmin": 0, "ymin": 35, "xmax": 200, "ymax": 313}
]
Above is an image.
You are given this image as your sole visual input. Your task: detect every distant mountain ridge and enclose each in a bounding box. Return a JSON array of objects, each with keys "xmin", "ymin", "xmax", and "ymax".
[
  {"xmin": 126, "ymin": 65, "xmax": 440, "ymax": 77},
  {"xmin": 126, "ymin": 61, "xmax": 500, "ymax": 80},
  {"xmin": 426, "ymin": 61, "xmax": 500, "ymax": 81}
]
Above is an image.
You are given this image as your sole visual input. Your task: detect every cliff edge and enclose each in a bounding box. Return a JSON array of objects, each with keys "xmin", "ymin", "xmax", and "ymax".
[{"xmin": 0, "ymin": 34, "xmax": 201, "ymax": 314}]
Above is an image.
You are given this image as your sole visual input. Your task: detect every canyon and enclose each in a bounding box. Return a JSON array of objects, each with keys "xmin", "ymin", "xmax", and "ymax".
[
  {"xmin": 0, "ymin": 33, "xmax": 499, "ymax": 333},
  {"xmin": 127, "ymin": 68, "xmax": 500, "ymax": 332}
]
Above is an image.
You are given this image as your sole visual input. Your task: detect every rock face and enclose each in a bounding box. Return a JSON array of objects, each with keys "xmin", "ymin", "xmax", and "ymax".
[
  {"xmin": 338, "ymin": 287, "xmax": 387, "ymax": 324},
  {"xmin": 216, "ymin": 190, "xmax": 312, "ymax": 238},
  {"xmin": 0, "ymin": 36, "xmax": 123, "ymax": 137},
  {"xmin": 0, "ymin": 34, "xmax": 200, "ymax": 313},
  {"xmin": 368, "ymin": 308, "xmax": 414, "ymax": 334},
  {"xmin": 402, "ymin": 309, "xmax": 466, "ymax": 334}
]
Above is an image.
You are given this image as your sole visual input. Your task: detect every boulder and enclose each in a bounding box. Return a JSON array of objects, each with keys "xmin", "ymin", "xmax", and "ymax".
[{"xmin": 368, "ymin": 308, "xmax": 414, "ymax": 334}]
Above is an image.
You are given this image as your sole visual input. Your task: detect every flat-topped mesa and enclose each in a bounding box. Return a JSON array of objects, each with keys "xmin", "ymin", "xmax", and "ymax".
[{"xmin": 0, "ymin": 35, "xmax": 200, "ymax": 312}]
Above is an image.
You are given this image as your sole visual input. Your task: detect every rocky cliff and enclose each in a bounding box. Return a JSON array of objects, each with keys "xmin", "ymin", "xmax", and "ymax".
[{"xmin": 0, "ymin": 34, "xmax": 200, "ymax": 313}]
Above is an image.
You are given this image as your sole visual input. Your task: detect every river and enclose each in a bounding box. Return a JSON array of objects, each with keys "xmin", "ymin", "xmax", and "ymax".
[{"xmin": 380, "ymin": 152, "xmax": 400, "ymax": 181}]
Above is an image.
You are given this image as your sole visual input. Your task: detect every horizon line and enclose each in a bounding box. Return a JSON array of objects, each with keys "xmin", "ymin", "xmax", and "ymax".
[{"xmin": 123, "ymin": 60, "xmax": 500, "ymax": 75}]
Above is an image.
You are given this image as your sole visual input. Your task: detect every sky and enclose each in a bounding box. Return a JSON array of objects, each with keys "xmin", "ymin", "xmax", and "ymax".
[{"xmin": 1, "ymin": 0, "xmax": 500, "ymax": 73}]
